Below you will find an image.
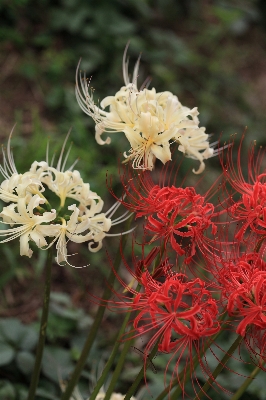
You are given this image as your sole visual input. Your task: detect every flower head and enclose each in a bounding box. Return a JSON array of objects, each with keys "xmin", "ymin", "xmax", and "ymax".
[
  {"xmin": 217, "ymin": 253, "xmax": 266, "ymax": 335},
  {"xmin": 210, "ymin": 251, "xmax": 266, "ymax": 366},
  {"xmin": 222, "ymin": 136, "xmax": 266, "ymax": 241},
  {"xmin": 0, "ymin": 194, "xmax": 56, "ymax": 257},
  {"xmin": 106, "ymin": 267, "xmax": 220, "ymax": 394},
  {"xmin": 76, "ymin": 45, "xmax": 217, "ymax": 172},
  {"xmin": 0, "ymin": 130, "xmax": 131, "ymax": 265},
  {"xmin": 111, "ymin": 167, "xmax": 218, "ymax": 263}
]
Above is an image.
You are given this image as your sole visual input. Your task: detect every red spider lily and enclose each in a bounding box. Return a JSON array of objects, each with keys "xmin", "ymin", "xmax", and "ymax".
[
  {"xmin": 228, "ymin": 271, "xmax": 266, "ymax": 336},
  {"xmin": 222, "ymin": 135, "xmax": 266, "ymax": 241},
  {"xmin": 107, "ymin": 269, "xmax": 221, "ymax": 395},
  {"xmin": 141, "ymin": 185, "xmax": 217, "ymax": 262},
  {"xmin": 217, "ymin": 253, "xmax": 266, "ymax": 299},
  {"xmin": 223, "ymin": 258, "xmax": 266, "ymax": 336},
  {"xmin": 132, "ymin": 272, "xmax": 220, "ymax": 342},
  {"xmin": 227, "ymin": 267, "xmax": 266, "ymax": 367},
  {"xmin": 213, "ymin": 251, "xmax": 266, "ymax": 365},
  {"xmin": 109, "ymin": 165, "xmax": 220, "ymax": 263}
]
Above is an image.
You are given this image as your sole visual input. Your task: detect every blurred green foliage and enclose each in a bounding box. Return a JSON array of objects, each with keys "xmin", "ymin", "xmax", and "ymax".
[{"xmin": 0, "ymin": 0, "xmax": 265, "ymax": 140}]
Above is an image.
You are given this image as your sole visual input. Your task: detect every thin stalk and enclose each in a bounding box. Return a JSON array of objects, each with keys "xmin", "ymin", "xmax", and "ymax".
[
  {"xmin": 230, "ymin": 363, "xmax": 263, "ymax": 400},
  {"xmin": 124, "ymin": 340, "xmax": 160, "ymax": 400},
  {"xmin": 89, "ymin": 311, "xmax": 131, "ymax": 400},
  {"xmin": 104, "ymin": 241, "xmax": 167, "ymax": 400},
  {"xmin": 61, "ymin": 232, "xmax": 129, "ymax": 400},
  {"xmin": 194, "ymin": 335, "xmax": 243, "ymax": 400},
  {"xmin": 104, "ymin": 333, "xmax": 135, "ymax": 400},
  {"xmin": 27, "ymin": 247, "xmax": 53, "ymax": 400}
]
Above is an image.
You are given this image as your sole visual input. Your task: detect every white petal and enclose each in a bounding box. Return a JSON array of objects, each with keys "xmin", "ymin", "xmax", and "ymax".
[{"xmin": 151, "ymin": 144, "xmax": 171, "ymax": 165}]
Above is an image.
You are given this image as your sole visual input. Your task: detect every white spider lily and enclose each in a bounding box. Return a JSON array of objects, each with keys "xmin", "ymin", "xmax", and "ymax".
[
  {"xmin": 32, "ymin": 164, "xmax": 103, "ymax": 212},
  {"xmin": 0, "ymin": 195, "xmax": 56, "ymax": 257},
  {"xmin": 0, "ymin": 173, "xmax": 45, "ymax": 203},
  {"xmin": 0, "ymin": 131, "xmax": 46, "ymax": 203},
  {"xmin": 176, "ymin": 127, "xmax": 219, "ymax": 174},
  {"xmin": 43, "ymin": 204, "xmax": 111, "ymax": 266},
  {"xmin": 45, "ymin": 202, "xmax": 133, "ymax": 267},
  {"xmin": 0, "ymin": 130, "xmax": 133, "ymax": 264},
  {"xmin": 76, "ymin": 45, "xmax": 216, "ymax": 172},
  {"xmin": 30, "ymin": 133, "xmax": 104, "ymax": 212}
]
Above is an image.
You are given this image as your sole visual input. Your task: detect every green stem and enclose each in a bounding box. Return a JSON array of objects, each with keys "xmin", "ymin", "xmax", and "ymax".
[
  {"xmin": 89, "ymin": 311, "xmax": 132, "ymax": 400},
  {"xmin": 27, "ymin": 247, "xmax": 53, "ymax": 400},
  {"xmin": 61, "ymin": 233, "xmax": 128, "ymax": 400},
  {"xmin": 230, "ymin": 363, "xmax": 263, "ymax": 400},
  {"xmin": 194, "ymin": 335, "xmax": 243, "ymax": 400},
  {"xmin": 124, "ymin": 340, "xmax": 160, "ymax": 400},
  {"xmin": 104, "ymin": 333, "xmax": 135, "ymax": 400}
]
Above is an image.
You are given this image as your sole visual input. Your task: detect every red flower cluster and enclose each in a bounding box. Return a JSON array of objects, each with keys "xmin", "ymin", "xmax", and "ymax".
[
  {"xmin": 218, "ymin": 253, "xmax": 266, "ymax": 336},
  {"xmin": 132, "ymin": 272, "xmax": 220, "ymax": 346},
  {"xmin": 222, "ymin": 136, "xmax": 266, "ymax": 242},
  {"xmin": 139, "ymin": 185, "xmax": 217, "ymax": 261},
  {"xmin": 105, "ymin": 136, "xmax": 266, "ymax": 396},
  {"xmin": 113, "ymin": 166, "xmax": 219, "ymax": 264},
  {"xmin": 108, "ymin": 264, "xmax": 221, "ymax": 392}
]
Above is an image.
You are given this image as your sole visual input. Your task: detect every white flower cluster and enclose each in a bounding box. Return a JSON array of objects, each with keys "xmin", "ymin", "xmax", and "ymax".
[
  {"xmin": 0, "ymin": 132, "xmax": 129, "ymax": 266},
  {"xmin": 76, "ymin": 45, "xmax": 217, "ymax": 173}
]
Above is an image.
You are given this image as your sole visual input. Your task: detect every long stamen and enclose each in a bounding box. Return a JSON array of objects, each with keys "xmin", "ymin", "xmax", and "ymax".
[{"xmin": 56, "ymin": 128, "xmax": 72, "ymax": 171}]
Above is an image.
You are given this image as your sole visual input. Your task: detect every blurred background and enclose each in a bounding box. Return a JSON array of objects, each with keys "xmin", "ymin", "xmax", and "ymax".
[{"xmin": 1, "ymin": 0, "xmax": 266, "ymax": 399}]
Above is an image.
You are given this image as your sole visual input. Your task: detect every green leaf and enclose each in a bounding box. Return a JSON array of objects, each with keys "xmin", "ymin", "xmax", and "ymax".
[
  {"xmin": 0, "ymin": 318, "xmax": 38, "ymax": 351},
  {"xmin": 0, "ymin": 342, "xmax": 15, "ymax": 366},
  {"xmin": 0, "ymin": 380, "xmax": 16, "ymax": 400},
  {"xmin": 16, "ymin": 351, "xmax": 35, "ymax": 375},
  {"xmin": 0, "ymin": 318, "xmax": 23, "ymax": 344},
  {"xmin": 19, "ymin": 325, "xmax": 38, "ymax": 351},
  {"xmin": 46, "ymin": 314, "xmax": 76, "ymax": 341},
  {"xmin": 42, "ymin": 346, "xmax": 75, "ymax": 383}
]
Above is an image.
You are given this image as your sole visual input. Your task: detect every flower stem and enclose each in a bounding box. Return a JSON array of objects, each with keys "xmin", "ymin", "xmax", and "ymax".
[
  {"xmin": 104, "ymin": 332, "xmax": 135, "ymax": 400},
  {"xmin": 27, "ymin": 247, "xmax": 53, "ymax": 400},
  {"xmin": 193, "ymin": 335, "xmax": 243, "ymax": 400},
  {"xmin": 60, "ymin": 233, "xmax": 129, "ymax": 400},
  {"xmin": 89, "ymin": 311, "xmax": 132, "ymax": 400},
  {"xmin": 230, "ymin": 363, "xmax": 263, "ymax": 400},
  {"xmin": 123, "ymin": 340, "xmax": 160, "ymax": 400}
]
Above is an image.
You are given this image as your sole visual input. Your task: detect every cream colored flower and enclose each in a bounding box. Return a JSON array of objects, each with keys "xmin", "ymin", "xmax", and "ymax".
[
  {"xmin": 30, "ymin": 133, "xmax": 104, "ymax": 213},
  {"xmin": 0, "ymin": 195, "xmax": 56, "ymax": 257},
  {"xmin": 0, "ymin": 172, "xmax": 45, "ymax": 203},
  {"xmin": 44, "ymin": 204, "xmax": 112, "ymax": 266},
  {"xmin": 0, "ymin": 132, "xmax": 45, "ymax": 203},
  {"xmin": 76, "ymin": 45, "xmax": 215, "ymax": 172},
  {"xmin": 0, "ymin": 130, "xmax": 132, "ymax": 264}
]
